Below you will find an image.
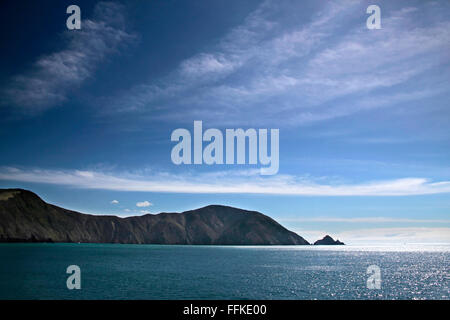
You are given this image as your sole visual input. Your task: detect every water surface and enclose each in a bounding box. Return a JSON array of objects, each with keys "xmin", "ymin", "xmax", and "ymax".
[{"xmin": 0, "ymin": 243, "xmax": 448, "ymax": 299}]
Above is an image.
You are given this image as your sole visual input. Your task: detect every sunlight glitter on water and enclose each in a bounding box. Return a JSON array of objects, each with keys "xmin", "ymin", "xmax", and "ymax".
[{"xmin": 229, "ymin": 243, "xmax": 450, "ymax": 252}]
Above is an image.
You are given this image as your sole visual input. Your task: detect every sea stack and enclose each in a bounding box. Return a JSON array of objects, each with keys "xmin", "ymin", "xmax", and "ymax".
[{"xmin": 314, "ymin": 235, "xmax": 345, "ymax": 245}]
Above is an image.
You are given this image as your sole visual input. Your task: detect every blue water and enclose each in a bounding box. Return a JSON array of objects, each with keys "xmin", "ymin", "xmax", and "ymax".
[{"xmin": 0, "ymin": 243, "xmax": 448, "ymax": 300}]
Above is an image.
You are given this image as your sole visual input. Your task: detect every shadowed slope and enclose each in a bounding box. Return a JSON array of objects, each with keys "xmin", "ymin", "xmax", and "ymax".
[{"xmin": 0, "ymin": 189, "xmax": 309, "ymax": 245}]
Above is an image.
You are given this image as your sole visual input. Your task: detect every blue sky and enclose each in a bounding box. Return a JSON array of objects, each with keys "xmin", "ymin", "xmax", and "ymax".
[{"xmin": 0, "ymin": 0, "xmax": 449, "ymax": 244}]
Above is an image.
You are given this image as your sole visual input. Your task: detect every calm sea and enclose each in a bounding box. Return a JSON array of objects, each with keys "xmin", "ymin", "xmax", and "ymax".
[{"xmin": 0, "ymin": 243, "xmax": 448, "ymax": 300}]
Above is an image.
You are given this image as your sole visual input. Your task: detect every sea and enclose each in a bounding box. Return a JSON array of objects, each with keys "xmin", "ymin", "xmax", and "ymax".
[{"xmin": 0, "ymin": 243, "xmax": 448, "ymax": 300}]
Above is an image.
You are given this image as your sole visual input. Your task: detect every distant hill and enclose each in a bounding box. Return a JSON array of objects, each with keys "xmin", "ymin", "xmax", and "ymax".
[
  {"xmin": 0, "ymin": 189, "xmax": 310, "ymax": 245},
  {"xmin": 314, "ymin": 235, "xmax": 345, "ymax": 245}
]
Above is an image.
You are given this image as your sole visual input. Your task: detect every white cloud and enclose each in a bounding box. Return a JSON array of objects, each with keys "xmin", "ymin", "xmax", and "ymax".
[
  {"xmin": 296, "ymin": 10, "xmax": 450, "ymax": 106},
  {"xmin": 111, "ymin": 199, "xmax": 119, "ymax": 204},
  {"xmin": 2, "ymin": 2, "xmax": 135, "ymax": 112},
  {"xmin": 103, "ymin": 1, "xmax": 450, "ymax": 127},
  {"xmin": 1, "ymin": 166, "xmax": 450, "ymax": 196},
  {"xmin": 136, "ymin": 200, "xmax": 152, "ymax": 207},
  {"xmin": 140, "ymin": 210, "xmax": 152, "ymax": 214}
]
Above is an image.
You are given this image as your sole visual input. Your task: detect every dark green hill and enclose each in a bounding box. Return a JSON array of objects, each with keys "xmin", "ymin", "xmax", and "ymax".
[{"xmin": 0, "ymin": 189, "xmax": 309, "ymax": 245}]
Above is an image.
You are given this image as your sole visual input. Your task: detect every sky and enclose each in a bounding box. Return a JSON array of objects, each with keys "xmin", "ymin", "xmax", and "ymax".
[{"xmin": 0, "ymin": 0, "xmax": 449, "ymax": 244}]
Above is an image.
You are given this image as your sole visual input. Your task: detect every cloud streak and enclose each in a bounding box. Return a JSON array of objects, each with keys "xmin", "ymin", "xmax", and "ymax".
[
  {"xmin": 280, "ymin": 217, "xmax": 450, "ymax": 223},
  {"xmin": 2, "ymin": 2, "xmax": 135, "ymax": 112},
  {"xmin": 1, "ymin": 167, "xmax": 450, "ymax": 196},
  {"xmin": 104, "ymin": 0, "xmax": 450, "ymax": 126}
]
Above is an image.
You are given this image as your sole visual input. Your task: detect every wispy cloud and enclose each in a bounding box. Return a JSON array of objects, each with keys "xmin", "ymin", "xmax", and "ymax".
[
  {"xmin": 103, "ymin": 1, "xmax": 450, "ymax": 126},
  {"xmin": 280, "ymin": 217, "xmax": 450, "ymax": 223},
  {"xmin": 110, "ymin": 199, "xmax": 119, "ymax": 204},
  {"xmin": 1, "ymin": 166, "xmax": 450, "ymax": 196},
  {"xmin": 2, "ymin": 2, "xmax": 135, "ymax": 112}
]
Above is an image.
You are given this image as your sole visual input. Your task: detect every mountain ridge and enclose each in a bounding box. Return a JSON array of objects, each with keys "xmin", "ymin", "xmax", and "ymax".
[{"xmin": 0, "ymin": 188, "xmax": 310, "ymax": 245}]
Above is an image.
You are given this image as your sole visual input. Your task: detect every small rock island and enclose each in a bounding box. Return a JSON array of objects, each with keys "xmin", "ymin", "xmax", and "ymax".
[{"xmin": 313, "ymin": 235, "xmax": 345, "ymax": 245}]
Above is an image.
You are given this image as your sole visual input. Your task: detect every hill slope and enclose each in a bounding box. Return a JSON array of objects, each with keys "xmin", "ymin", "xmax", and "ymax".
[{"xmin": 0, "ymin": 189, "xmax": 309, "ymax": 245}]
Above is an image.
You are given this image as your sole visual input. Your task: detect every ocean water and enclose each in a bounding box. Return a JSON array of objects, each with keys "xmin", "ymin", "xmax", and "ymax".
[{"xmin": 0, "ymin": 243, "xmax": 448, "ymax": 300}]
